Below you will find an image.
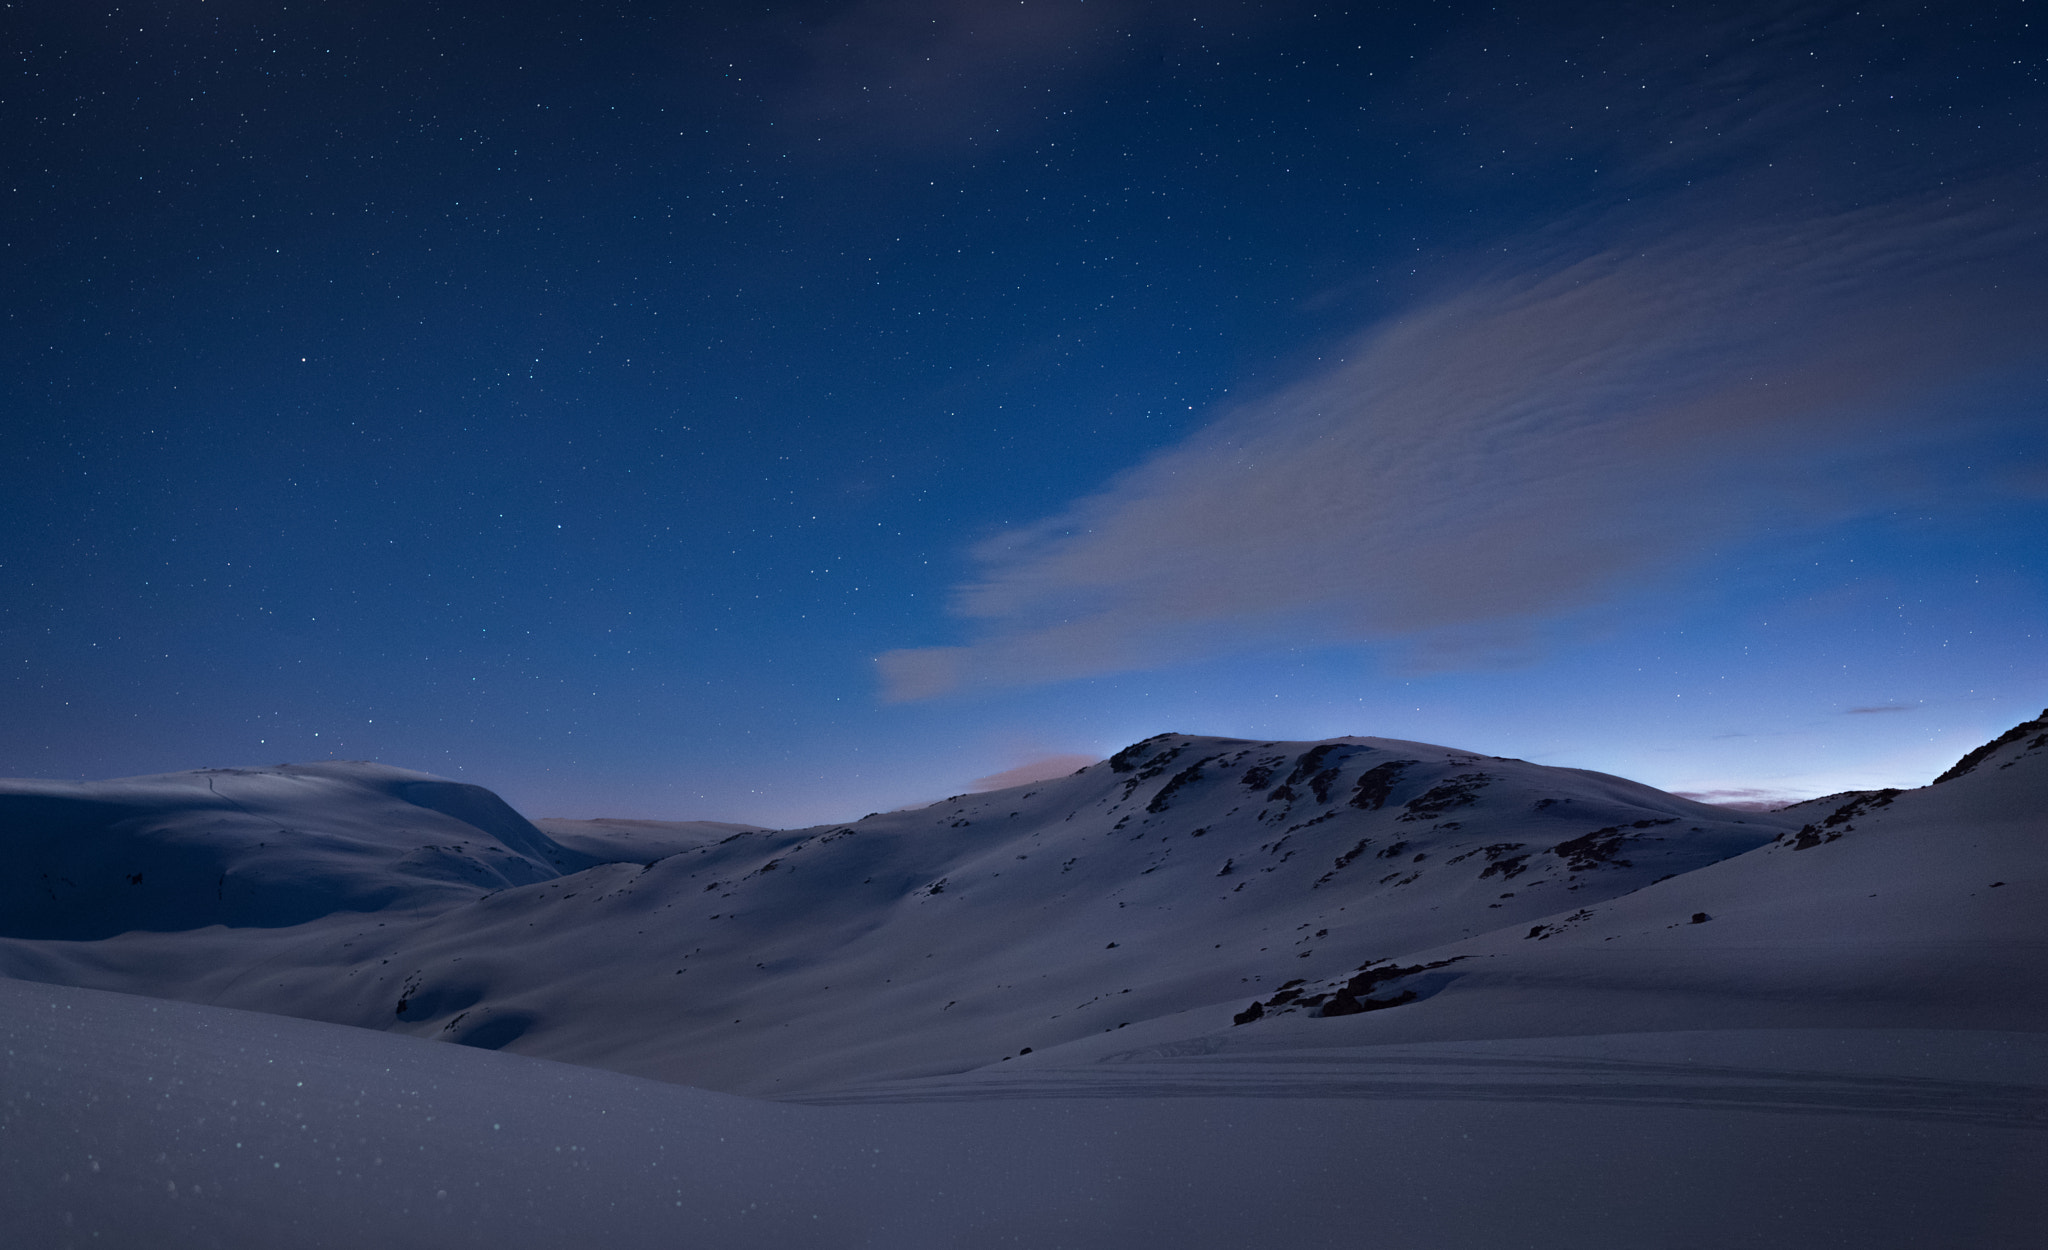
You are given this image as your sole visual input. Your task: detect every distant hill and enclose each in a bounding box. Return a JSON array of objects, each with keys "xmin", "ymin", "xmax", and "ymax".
[{"xmin": 0, "ymin": 761, "xmax": 603, "ymax": 940}]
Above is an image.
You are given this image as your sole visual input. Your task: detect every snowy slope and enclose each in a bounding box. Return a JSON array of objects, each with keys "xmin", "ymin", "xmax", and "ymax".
[
  {"xmin": 0, "ymin": 762, "xmax": 606, "ymax": 941},
  {"xmin": 989, "ymin": 707, "xmax": 2048, "ymax": 1072},
  {"xmin": 6, "ymin": 977, "xmax": 2044, "ymax": 1250},
  {"xmin": 0, "ymin": 734, "xmax": 1795, "ymax": 1092},
  {"xmin": 531, "ymin": 817, "xmax": 767, "ymax": 863}
]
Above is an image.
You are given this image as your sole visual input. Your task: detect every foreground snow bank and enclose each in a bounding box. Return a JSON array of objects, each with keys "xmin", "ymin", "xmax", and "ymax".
[{"xmin": 4, "ymin": 977, "xmax": 2042, "ymax": 1250}]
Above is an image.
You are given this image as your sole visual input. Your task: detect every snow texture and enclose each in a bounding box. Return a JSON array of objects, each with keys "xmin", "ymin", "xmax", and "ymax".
[{"xmin": 4, "ymin": 712, "xmax": 2046, "ymax": 1246}]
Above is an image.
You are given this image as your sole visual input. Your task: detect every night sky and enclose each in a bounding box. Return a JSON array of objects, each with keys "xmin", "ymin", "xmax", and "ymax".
[{"xmin": 6, "ymin": 1, "xmax": 2045, "ymax": 825}]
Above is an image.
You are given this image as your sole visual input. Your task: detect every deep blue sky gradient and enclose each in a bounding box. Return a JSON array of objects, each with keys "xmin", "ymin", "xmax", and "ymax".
[{"xmin": 5, "ymin": 1, "xmax": 2045, "ymax": 823}]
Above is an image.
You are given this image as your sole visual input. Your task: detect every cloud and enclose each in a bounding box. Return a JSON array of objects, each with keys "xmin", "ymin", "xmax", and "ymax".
[
  {"xmin": 878, "ymin": 185, "xmax": 2048, "ymax": 701},
  {"xmin": 969, "ymin": 753, "xmax": 1099, "ymax": 791},
  {"xmin": 1671, "ymin": 788, "xmax": 1804, "ymax": 812},
  {"xmin": 1846, "ymin": 705, "xmax": 1915, "ymax": 715}
]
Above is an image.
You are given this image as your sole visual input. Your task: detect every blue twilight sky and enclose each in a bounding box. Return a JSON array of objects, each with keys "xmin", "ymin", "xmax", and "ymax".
[{"xmin": 4, "ymin": 0, "xmax": 2045, "ymax": 826}]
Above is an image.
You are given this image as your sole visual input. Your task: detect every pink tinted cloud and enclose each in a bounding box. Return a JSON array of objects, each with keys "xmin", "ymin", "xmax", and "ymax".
[{"xmin": 969, "ymin": 753, "xmax": 1100, "ymax": 792}]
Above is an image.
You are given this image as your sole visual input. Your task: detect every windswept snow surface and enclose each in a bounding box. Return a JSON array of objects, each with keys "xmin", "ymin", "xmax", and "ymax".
[
  {"xmin": 4, "ymin": 717, "xmax": 2047, "ymax": 1245},
  {"xmin": 5, "ymin": 978, "xmax": 2044, "ymax": 1249}
]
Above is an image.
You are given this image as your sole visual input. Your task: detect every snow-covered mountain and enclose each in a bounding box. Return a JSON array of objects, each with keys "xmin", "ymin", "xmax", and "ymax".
[
  {"xmin": 0, "ymin": 761, "xmax": 608, "ymax": 941},
  {"xmin": 4, "ymin": 714, "xmax": 2045, "ymax": 1247},
  {"xmin": 1020, "ymin": 707, "xmax": 2048, "ymax": 1075},
  {"xmin": 10, "ymin": 718, "xmax": 2047, "ymax": 1092},
  {"xmin": 3, "ymin": 732, "xmax": 1798, "ymax": 1092}
]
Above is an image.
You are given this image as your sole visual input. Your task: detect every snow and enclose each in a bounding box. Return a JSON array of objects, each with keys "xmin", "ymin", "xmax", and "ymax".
[
  {"xmin": 531, "ymin": 816, "xmax": 768, "ymax": 864},
  {"xmin": 4, "ymin": 713, "xmax": 2046, "ymax": 1245},
  {"xmin": 0, "ymin": 762, "xmax": 605, "ymax": 940},
  {"xmin": 6, "ymin": 980, "xmax": 2042, "ymax": 1248}
]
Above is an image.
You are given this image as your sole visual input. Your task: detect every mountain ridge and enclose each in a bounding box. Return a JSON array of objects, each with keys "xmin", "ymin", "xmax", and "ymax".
[{"xmin": 2, "ymin": 714, "xmax": 2042, "ymax": 1097}]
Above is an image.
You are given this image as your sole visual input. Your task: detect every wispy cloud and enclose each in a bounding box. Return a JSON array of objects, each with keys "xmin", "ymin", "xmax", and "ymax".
[
  {"xmin": 1671, "ymin": 788, "xmax": 1803, "ymax": 812},
  {"xmin": 969, "ymin": 753, "xmax": 1098, "ymax": 791},
  {"xmin": 879, "ymin": 185, "xmax": 2047, "ymax": 700},
  {"xmin": 1846, "ymin": 705, "xmax": 1915, "ymax": 715}
]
